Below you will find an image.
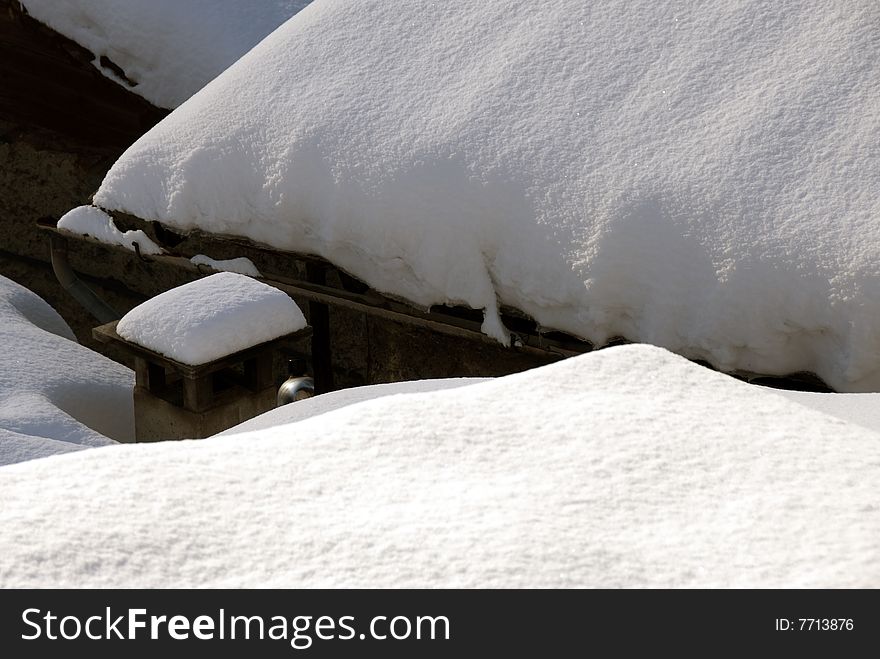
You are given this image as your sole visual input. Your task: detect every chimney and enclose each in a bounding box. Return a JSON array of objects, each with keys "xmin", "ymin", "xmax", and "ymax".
[{"xmin": 92, "ymin": 272, "xmax": 311, "ymax": 441}]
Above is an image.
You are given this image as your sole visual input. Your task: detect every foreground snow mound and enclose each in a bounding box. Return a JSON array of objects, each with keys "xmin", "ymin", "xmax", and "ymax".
[
  {"xmin": 0, "ymin": 276, "xmax": 133, "ymax": 466},
  {"xmin": 1, "ymin": 345, "xmax": 877, "ymax": 587},
  {"xmin": 20, "ymin": 0, "xmax": 313, "ymax": 108},
  {"xmin": 116, "ymin": 272, "xmax": 307, "ymax": 365},
  {"xmin": 93, "ymin": 0, "xmax": 880, "ymax": 391}
]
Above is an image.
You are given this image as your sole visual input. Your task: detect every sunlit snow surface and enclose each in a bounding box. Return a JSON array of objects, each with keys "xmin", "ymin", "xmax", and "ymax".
[
  {"xmin": 1, "ymin": 345, "xmax": 878, "ymax": 587},
  {"xmin": 90, "ymin": 0, "xmax": 880, "ymax": 391},
  {"xmin": 10, "ymin": 0, "xmax": 880, "ymax": 587},
  {"xmin": 0, "ymin": 276, "xmax": 133, "ymax": 466}
]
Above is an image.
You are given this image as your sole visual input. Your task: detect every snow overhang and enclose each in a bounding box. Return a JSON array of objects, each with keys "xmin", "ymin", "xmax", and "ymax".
[{"xmin": 36, "ymin": 214, "xmax": 834, "ymax": 394}]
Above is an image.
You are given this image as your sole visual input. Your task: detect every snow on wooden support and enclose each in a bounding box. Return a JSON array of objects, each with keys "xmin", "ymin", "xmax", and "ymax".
[
  {"xmin": 92, "ymin": 273, "xmax": 311, "ymax": 441},
  {"xmin": 94, "ymin": 320, "xmax": 310, "ymax": 441}
]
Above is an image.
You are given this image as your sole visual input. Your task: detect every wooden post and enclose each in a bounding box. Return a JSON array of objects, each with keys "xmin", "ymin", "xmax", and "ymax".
[
  {"xmin": 183, "ymin": 374, "xmax": 212, "ymax": 412},
  {"xmin": 134, "ymin": 356, "xmax": 165, "ymax": 392},
  {"xmin": 244, "ymin": 354, "xmax": 273, "ymax": 391},
  {"xmin": 306, "ymin": 262, "xmax": 334, "ymax": 394}
]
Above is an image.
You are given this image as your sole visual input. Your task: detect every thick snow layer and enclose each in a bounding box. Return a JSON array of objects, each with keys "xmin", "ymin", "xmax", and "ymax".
[
  {"xmin": 191, "ymin": 254, "xmax": 261, "ymax": 277},
  {"xmin": 93, "ymin": 0, "xmax": 880, "ymax": 391},
  {"xmin": 0, "ymin": 275, "xmax": 133, "ymax": 466},
  {"xmin": 1, "ymin": 345, "xmax": 878, "ymax": 588},
  {"xmin": 116, "ymin": 272, "xmax": 307, "ymax": 365},
  {"xmin": 58, "ymin": 206, "xmax": 162, "ymax": 255},
  {"xmin": 20, "ymin": 0, "xmax": 313, "ymax": 108}
]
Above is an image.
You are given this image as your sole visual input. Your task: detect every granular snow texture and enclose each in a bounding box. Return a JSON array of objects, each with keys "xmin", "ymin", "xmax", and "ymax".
[
  {"xmin": 0, "ymin": 345, "xmax": 877, "ymax": 587},
  {"xmin": 92, "ymin": 0, "xmax": 880, "ymax": 391}
]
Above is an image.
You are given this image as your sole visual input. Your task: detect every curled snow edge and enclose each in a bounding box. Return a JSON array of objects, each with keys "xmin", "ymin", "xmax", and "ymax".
[{"xmin": 58, "ymin": 206, "xmax": 162, "ymax": 255}]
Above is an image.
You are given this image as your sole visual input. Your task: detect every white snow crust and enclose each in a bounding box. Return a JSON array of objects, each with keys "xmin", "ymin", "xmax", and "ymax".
[
  {"xmin": 92, "ymin": 0, "xmax": 880, "ymax": 391},
  {"xmin": 115, "ymin": 272, "xmax": 307, "ymax": 365},
  {"xmin": 0, "ymin": 275, "xmax": 133, "ymax": 466},
  {"xmin": 58, "ymin": 205, "xmax": 162, "ymax": 255},
  {"xmin": 19, "ymin": 0, "xmax": 313, "ymax": 108},
  {"xmin": 0, "ymin": 344, "xmax": 877, "ymax": 587}
]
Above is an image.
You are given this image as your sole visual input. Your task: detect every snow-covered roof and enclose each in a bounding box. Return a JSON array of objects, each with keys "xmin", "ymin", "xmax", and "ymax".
[
  {"xmin": 1, "ymin": 344, "xmax": 878, "ymax": 587},
  {"xmin": 0, "ymin": 275, "xmax": 133, "ymax": 466},
  {"xmin": 116, "ymin": 272, "xmax": 307, "ymax": 365},
  {"xmin": 90, "ymin": 0, "xmax": 880, "ymax": 392},
  {"xmin": 19, "ymin": 0, "xmax": 313, "ymax": 108}
]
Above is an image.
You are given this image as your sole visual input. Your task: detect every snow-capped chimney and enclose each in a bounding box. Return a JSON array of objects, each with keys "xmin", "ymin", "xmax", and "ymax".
[{"xmin": 93, "ymin": 273, "xmax": 311, "ymax": 441}]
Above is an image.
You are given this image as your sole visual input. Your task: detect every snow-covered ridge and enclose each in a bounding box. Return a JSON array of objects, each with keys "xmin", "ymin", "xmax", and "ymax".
[
  {"xmin": 0, "ymin": 275, "xmax": 133, "ymax": 466},
  {"xmin": 90, "ymin": 0, "xmax": 880, "ymax": 391},
  {"xmin": 1, "ymin": 344, "xmax": 878, "ymax": 587},
  {"xmin": 19, "ymin": 0, "xmax": 314, "ymax": 108}
]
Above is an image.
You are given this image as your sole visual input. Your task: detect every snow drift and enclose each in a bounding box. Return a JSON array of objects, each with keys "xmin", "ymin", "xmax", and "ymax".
[
  {"xmin": 0, "ymin": 344, "xmax": 877, "ymax": 587},
  {"xmin": 19, "ymin": 0, "xmax": 313, "ymax": 108},
  {"xmin": 90, "ymin": 0, "xmax": 880, "ymax": 391},
  {"xmin": 0, "ymin": 275, "xmax": 133, "ymax": 466}
]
